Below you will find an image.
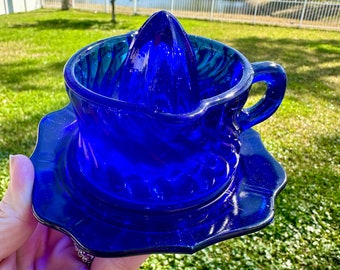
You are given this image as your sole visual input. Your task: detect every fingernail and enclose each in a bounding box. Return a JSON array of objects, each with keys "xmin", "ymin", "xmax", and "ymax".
[{"xmin": 9, "ymin": 154, "xmax": 16, "ymax": 175}]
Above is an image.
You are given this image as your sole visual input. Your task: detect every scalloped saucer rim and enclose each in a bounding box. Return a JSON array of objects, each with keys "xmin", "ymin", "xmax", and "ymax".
[{"xmin": 31, "ymin": 104, "xmax": 286, "ymax": 257}]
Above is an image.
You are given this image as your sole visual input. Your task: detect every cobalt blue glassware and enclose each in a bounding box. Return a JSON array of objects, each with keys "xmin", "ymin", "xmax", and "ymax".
[{"xmin": 31, "ymin": 11, "xmax": 287, "ymax": 257}]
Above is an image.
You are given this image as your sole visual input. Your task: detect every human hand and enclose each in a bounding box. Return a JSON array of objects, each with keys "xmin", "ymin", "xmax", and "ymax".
[{"xmin": 0, "ymin": 155, "xmax": 148, "ymax": 270}]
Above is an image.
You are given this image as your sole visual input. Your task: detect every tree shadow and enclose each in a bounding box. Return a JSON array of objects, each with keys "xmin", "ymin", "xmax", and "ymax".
[
  {"xmin": 0, "ymin": 60, "xmax": 69, "ymax": 159},
  {"xmin": 0, "ymin": 59, "xmax": 66, "ymax": 92},
  {"xmin": 0, "ymin": 59, "xmax": 69, "ymax": 162},
  {"xmin": 225, "ymin": 36, "xmax": 340, "ymax": 106},
  {"xmin": 10, "ymin": 18, "xmax": 136, "ymax": 31},
  {"xmin": 0, "ymin": 113, "xmax": 42, "ymax": 158},
  {"xmin": 314, "ymin": 134, "xmax": 340, "ymax": 163}
]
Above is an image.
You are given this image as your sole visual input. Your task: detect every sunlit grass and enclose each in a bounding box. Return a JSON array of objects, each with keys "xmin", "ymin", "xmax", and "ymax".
[{"xmin": 0, "ymin": 9, "xmax": 339, "ymax": 269}]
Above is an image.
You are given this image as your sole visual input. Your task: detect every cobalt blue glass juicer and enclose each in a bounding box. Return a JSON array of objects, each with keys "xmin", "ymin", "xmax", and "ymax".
[{"xmin": 31, "ymin": 11, "xmax": 287, "ymax": 257}]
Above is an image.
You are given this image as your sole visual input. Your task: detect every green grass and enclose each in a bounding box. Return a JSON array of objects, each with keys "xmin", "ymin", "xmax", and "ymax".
[{"xmin": 0, "ymin": 9, "xmax": 339, "ymax": 269}]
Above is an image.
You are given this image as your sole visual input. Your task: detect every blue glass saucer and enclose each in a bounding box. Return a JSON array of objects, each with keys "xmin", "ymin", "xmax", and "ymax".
[{"xmin": 31, "ymin": 104, "xmax": 286, "ymax": 257}]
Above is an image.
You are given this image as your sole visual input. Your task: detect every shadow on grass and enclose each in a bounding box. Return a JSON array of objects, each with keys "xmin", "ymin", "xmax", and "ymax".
[
  {"xmin": 0, "ymin": 59, "xmax": 66, "ymax": 92},
  {"xmin": 0, "ymin": 114, "xmax": 41, "ymax": 158},
  {"xmin": 0, "ymin": 59, "xmax": 67, "ymax": 157},
  {"xmin": 10, "ymin": 18, "xmax": 137, "ymax": 31},
  {"xmin": 224, "ymin": 36, "xmax": 340, "ymax": 105}
]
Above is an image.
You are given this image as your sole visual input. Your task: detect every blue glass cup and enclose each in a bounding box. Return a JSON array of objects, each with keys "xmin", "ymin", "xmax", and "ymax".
[{"xmin": 63, "ymin": 32, "xmax": 286, "ymax": 228}]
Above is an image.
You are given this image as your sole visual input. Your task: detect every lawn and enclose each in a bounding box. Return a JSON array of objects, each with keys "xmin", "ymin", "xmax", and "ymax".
[{"xmin": 0, "ymin": 9, "xmax": 339, "ymax": 269}]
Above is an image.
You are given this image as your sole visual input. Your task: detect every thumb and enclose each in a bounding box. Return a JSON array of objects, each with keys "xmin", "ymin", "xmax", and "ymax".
[{"xmin": 0, "ymin": 155, "xmax": 37, "ymax": 261}]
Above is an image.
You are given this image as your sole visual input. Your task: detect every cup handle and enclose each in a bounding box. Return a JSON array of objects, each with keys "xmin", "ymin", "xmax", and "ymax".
[{"xmin": 238, "ymin": 61, "xmax": 287, "ymax": 131}]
